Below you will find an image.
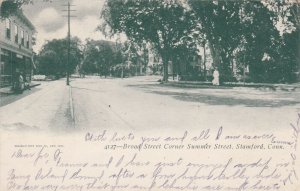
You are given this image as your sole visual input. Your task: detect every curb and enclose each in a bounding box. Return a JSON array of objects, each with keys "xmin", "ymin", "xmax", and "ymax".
[
  {"xmin": 0, "ymin": 83, "xmax": 41, "ymax": 95},
  {"xmin": 29, "ymin": 83, "xmax": 41, "ymax": 88},
  {"xmin": 162, "ymin": 81, "xmax": 299, "ymax": 91},
  {"xmin": 274, "ymin": 85, "xmax": 299, "ymax": 92},
  {"xmin": 162, "ymin": 82, "xmax": 231, "ymax": 89},
  {"xmin": 69, "ymin": 86, "xmax": 75, "ymax": 126},
  {"xmin": 0, "ymin": 90, "xmax": 14, "ymax": 95}
]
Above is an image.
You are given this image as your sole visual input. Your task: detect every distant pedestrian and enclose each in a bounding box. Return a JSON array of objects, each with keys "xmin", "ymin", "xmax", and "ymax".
[
  {"xmin": 24, "ymin": 73, "xmax": 31, "ymax": 90},
  {"xmin": 212, "ymin": 68, "xmax": 220, "ymax": 86},
  {"xmin": 13, "ymin": 72, "xmax": 24, "ymax": 94}
]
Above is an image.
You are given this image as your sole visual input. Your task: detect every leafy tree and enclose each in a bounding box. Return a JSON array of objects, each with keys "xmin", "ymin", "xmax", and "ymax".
[
  {"xmin": 37, "ymin": 37, "xmax": 82, "ymax": 77},
  {"xmin": 188, "ymin": 1, "xmax": 243, "ymax": 79},
  {"xmin": 122, "ymin": 41, "xmax": 147, "ymax": 75},
  {"xmin": 263, "ymin": 0, "xmax": 300, "ymax": 81},
  {"xmin": 188, "ymin": 0, "xmax": 299, "ymax": 83},
  {"xmin": 241, "ymin": 2, "xmax": 280, "ymax": 82},
  {"xmin": 241, "ymin": 1, "xmax": 298, "ymax": 83},
  {"xmin": 1, "ymin": 0, "xmax": 22, "ymax": 18},
  {"xmin": 101, "ymin": 0, "xmax": 196, "ymax": 81},
  {"xmin": 82, "ymin": 40, "xmax": 115, "ymax": 77},
  {"xmin": 0, "ymin": 0, "xmax": 51, "ymax": 18},
  {"xmin": 37, "ymin": 50, "xmax": 60, "ymax": 76}
]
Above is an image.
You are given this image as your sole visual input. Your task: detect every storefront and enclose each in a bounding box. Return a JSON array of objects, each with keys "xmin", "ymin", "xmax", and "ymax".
[
  {"xmin": 0, "ymin": 48, "xmax": 32, "ymax": 87},
  {"xmin": 0, "ymin": 10, "xmax": 35, "ymax": 88}
]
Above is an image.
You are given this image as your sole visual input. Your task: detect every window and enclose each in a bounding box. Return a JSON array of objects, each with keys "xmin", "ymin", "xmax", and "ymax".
[
  {"xmin": 25, "ymin": 32, "xmax": 29, "ymax": 48},
  {"xmin": 14, "ymin": 24, "xmax": 18, "ymax": 44},
  {"xmin": 32, "ymin": 35, "xmax": 36, "ymax": 46},
  {"xmin": 21, "ymin": 29, "xmax": 24, "ymax": 46},
  {"xmin": 5, "ymin": 19, "xmax": 11, "ymax": 39}
]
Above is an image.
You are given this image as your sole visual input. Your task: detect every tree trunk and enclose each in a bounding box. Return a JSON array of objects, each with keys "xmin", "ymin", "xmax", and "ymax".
[
  {"xmin": 172, "ymin": 60, "xmax": 175, "ymax": 80},
  {"xmin": 297, "ymin": 29, "xmax": 300, "ymax": 82},
  {"xmin": 207, "ymin": 41, "xmax": 221, "ymax": 68},
  {"xmin": 163, "ymin": 63, "xmax": 168, "ymax": 82},
  {"xmin": 220, "ymin": 51, "xmax": 232, "ymax": 78},
  {"xmin": 203, "ymin": 41, "xmax": 207, "ymax": 81},
  {"xmin": 177, "ymin": 57, "xmax": 180, "ymax": 80},
  {"xmin": 162, "ymin": 55, "xmax": 169, "ymax": 82}
]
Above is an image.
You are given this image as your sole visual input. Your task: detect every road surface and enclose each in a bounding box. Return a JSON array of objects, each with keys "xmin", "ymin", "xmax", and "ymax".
[{"xmin": 0, "ymin": 76, "xmax": 299, "ymax": 133}]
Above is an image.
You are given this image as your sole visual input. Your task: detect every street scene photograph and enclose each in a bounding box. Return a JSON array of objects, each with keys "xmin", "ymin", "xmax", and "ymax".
[
  {"xmin": 1, "ymin": 1, "xmax": 300, "ymax": 191},
  {"xmin": 0, "ymin": 0, "xmax": 299, "ymax": 132}
]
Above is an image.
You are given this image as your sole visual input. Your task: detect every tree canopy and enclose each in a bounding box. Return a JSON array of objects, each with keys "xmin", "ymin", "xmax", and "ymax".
[
  {"xmin": 82, "ymin": 40, "xmax": 116, "ymax": 77},
  {"xmin": 37, "ymin": 37, "xmax": 82, "ymax": 77},
  {"xmin": 101, "ymin": 0, "xmax": 197, "ymax": 81},
  {"xmin": 0, "ymin": 0, "xmax": 52, "ymax": 18},
  {"xmin": 101, "ymin": 0, "xmax": 299, "ymax": 83},
  {"xmin": 188, "ymin": 0, "xmax": 299, "ymax": 82}
]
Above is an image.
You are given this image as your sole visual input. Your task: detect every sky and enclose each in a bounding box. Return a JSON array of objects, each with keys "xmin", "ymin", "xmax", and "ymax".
[
  {"xmin": 22, "ymin": 0, "xmax": 107, "ymax": 52},
  {"xmin": 21, "ymin": 0, "xmax": 294, "ymax": 53}
]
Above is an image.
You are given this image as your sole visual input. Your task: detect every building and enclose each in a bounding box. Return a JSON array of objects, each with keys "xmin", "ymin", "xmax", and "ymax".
[
  {"xmin": 146, "ymin": 43, "xmax": 162, "ymax": 75},
  {"xmin": 0, "ymin": 11, "xmax": 35, "ymax": 87}
]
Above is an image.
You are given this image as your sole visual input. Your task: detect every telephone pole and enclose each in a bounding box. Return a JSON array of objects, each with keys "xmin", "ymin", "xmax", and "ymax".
[{"xmin": 62, "ymin": 2, "xmax": 76, "ymax": 86}]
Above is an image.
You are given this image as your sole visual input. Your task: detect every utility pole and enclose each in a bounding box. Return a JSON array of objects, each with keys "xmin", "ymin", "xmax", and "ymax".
[
  {"xmin": 203, "ymin": 40, "xmax": 206, "ymax": 81},
  {"xmin": 66, "ymin": 1, "xmax": 70, "ymax": 85},
  {"xmin": 62, "ymin": 2, "xmax": 76, "ymax": 86}
]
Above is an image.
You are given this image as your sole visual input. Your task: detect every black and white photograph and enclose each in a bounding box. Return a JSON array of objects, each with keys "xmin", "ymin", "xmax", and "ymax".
[{"xmin": 0, "ymin": 0, "xmax": 300, "ymax": 190}]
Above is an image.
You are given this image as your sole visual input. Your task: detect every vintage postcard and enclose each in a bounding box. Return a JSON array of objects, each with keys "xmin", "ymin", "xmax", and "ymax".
[{"xmin": 0, "ymin": 0, "xmax": 299, "ymax": 190}]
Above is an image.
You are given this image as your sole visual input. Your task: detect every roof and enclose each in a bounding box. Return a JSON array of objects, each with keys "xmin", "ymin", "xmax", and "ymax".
[
  {"xmin": 1, "ymin": 1, "xmax": 35, "ymax": 31},
  {"xmin": 15, "ymin": 10, "xmax": 35, "ymax": 32}
]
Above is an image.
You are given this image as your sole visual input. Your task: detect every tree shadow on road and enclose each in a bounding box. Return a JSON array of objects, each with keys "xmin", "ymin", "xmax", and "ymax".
[
  {"xmin": 0, "ymin": 88, "xmax": 41, "ymax": 107},
  {"xmin": 128, "ymin": 84, "xmax": 300, "ymax": 108},
  {"xmin": 151, "ymin": 90, "xmax": 299, "ymax": 107}
]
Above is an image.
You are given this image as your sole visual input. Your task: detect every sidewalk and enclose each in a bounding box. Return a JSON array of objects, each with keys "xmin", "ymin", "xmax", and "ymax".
[
  {"xmin": 0, "ymin": 82, "xmax": 41, "ymax": 95},
  {"xmin": 163, "ymin": 79, "xmax": 300, "ymax": 92},
  {"xmin": 0, "ymin": 79, "xmax": 72, "ymax": 130}
]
